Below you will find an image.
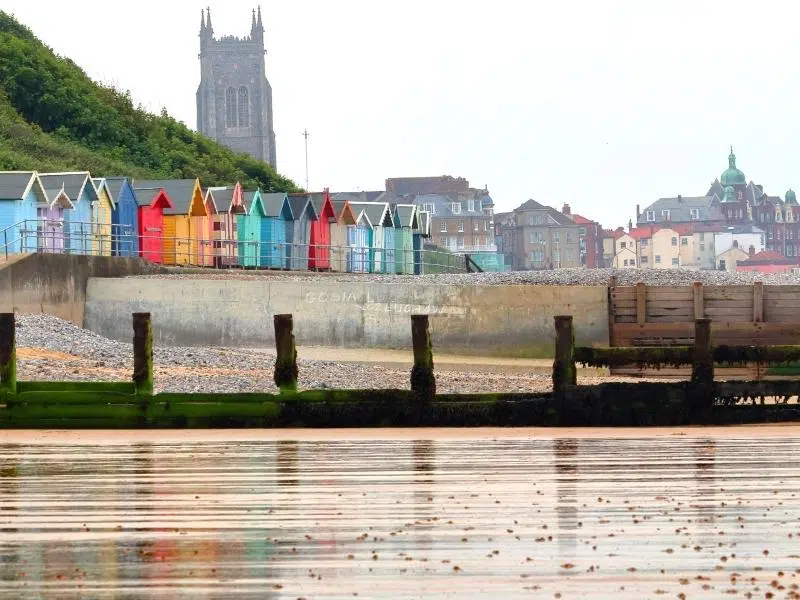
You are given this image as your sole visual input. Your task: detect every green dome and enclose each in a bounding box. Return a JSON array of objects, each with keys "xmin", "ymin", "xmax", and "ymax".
[
  {"xmin": 787, "ymin": 189, "xmax": 797, "ymax": 205},
  {"xmin": 720, "ymin": 146, "xmax": 746, "ymax": 186}
]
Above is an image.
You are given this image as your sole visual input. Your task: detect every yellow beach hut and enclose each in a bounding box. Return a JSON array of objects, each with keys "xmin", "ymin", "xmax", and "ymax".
[
  {"xmin": 133, "ymin": 179, "xmax": 206, "ymax": 266},
  {"xmin": 90, "ymin": 177, "xmax": 115, "ymax": 256}
]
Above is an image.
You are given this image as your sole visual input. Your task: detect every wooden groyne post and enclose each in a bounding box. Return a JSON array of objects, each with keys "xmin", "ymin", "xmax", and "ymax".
[
  {"xmin": 690, "ymin": 317, "xmax": 714, "ymax": 410},
  {"xmin": 410, "ymin": 314, "xmax": 436, "ymax": 401},
  {"xmin": 274, "ymin": 314, "xmax": 298, "ymax": 393},
  {"xmin": 132, "ymin": 312, "xmax": 153, "ymax": 395},
  {"xmin": 553, "ymin": 315, "xmax": 576, "ymax": 398},
  {"xmin": 0, "ymin": 313, "xmax": 16, "ymax": 394}
]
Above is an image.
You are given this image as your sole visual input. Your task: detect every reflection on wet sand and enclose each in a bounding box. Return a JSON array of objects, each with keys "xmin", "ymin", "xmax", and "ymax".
[{"xmin": 1, "ymin": 430, "xmax": 800, "ymax": 598}]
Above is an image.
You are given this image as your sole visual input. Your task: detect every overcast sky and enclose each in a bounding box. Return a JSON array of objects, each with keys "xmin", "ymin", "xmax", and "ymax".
[{"xmin": 4, "ymin": 0, "xmax": 799, "ymax": 228}]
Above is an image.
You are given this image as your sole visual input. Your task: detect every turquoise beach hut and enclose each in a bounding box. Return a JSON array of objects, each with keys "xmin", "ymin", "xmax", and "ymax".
[{"xmin": 261, "ymin": 192, "xmax": 293, "ymax": 269}]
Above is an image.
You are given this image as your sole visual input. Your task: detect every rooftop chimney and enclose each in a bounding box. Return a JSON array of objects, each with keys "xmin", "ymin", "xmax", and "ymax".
[
  {"xmin": 628, "ymin": 219, "xmax": 633, "ymax": 232},
  {"xmin": 562, "ymin": 203, "xmax": 571, "ymax": 215},
  {"xmin": 636, "ymin": 204, "xmax": 640, "ymax": 221},
  {"xmin": 677, "ymin": 194, "xmax": 682, "ymax": 203}
]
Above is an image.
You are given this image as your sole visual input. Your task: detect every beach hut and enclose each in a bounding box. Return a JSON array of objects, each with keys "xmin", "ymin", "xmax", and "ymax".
[
  {"xmin": 308, "ymin": 189, "xmax": 336, "ymax": 271},
  {"xmin": 346, "ymin": 205, "xmax": 373, "ymax": 273},
  {"xmin": 383, "ymin": 206, "xmax": 400, "ymax": 274},
  {"xmin": 105, "ymin": 177, "xmax": 139, "ymax": 257},
  {"xmin": 90, "ymin": 178, "xmax": 116, "ymax": 256},
  {"xmin": 330, "ymin": 200, "xmax": 357, "ymax": 272},
  {"xmin": 36, "ymin": 187, "xmax": 73, "ymax": 253},
  {"xmin": 286, "ymin": 194, "xmax": 319, "ymax": 270},
  {"xmin": 133, "ymin": 188, "xmax": 173, "ymax": 263},
  {"xmin": 134, "ymin": 179, "xmax": 206, "ymax": 266},
  {"xmin": 40, "ymin": 172, "xmax": 97, "ymax": 255},
  {"xmin": 350, "ymin": 202, "xmax": 393, "ymax": 273},
  {"xmin": 0, "ymin": 171, "xmax": 49, "ymax": 253},
  {"xmin": 414, "ymin": 210, "xmax": 431, "ymax": 274},
  {"xmin": 207, "ymin": 184, "xmax": 245, "ymax": 267},
  {"xmin": 236, "ymin": 190, "xmax": 265, "ymax": 268},
  {"xmin": 393, "ymin": 204, "xmax": 419, "ymax": 274},
  {"xmin": 261, "ymin": 192, "xmax": 292, "ymax": 268}
]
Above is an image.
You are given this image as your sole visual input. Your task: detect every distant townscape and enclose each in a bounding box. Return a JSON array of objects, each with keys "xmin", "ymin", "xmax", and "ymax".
[{"xmin": 494, "ymin": 147, "xmax": 795, "ymax": 274}]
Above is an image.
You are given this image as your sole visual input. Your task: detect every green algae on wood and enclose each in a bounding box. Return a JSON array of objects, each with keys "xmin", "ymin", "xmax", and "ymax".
[
  {"xmin": 574, "ymin": 346, "xmax": 694, "ymax": 369},
  {"xmin": 132, "ymin": 312, "xmax": 153, "ymax": 395},
  {"xmin": 410, "ymin": 315, "xmax": 436, "ymax": 402},
  {"xmin": 273, "ymin": 314, "xmax": 298, "ymax": 393},
  {"xmin": 0, "ymin": 313, "xmax": 16, "ymax": 394}
]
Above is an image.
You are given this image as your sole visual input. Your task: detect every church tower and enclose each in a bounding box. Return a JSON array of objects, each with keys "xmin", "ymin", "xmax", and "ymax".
[{"xmin": 196, "ymin": 7, "xmax": 277, "ymax": 169}]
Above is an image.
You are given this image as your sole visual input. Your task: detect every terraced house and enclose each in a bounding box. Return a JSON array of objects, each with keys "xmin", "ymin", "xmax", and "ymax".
[
  {"xmin": 384, "ymin": 176, "xmax": 495, "ymax": 254},
  {"xmin": 497, "ymin": 199, "xmax": 581, "ymax": 270}
]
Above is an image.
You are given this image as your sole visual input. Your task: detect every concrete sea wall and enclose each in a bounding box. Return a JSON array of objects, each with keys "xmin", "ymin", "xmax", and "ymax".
[
  {"xmin": 84, "ymin": 277, "xmax": 608, "ymax": 357},
  {"xmin": 0, "ymin": 254, "xmax": 166, "ymax": 326}
]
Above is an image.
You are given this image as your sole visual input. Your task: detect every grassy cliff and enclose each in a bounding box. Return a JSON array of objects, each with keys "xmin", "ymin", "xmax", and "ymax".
[{"xmin": 0, "ymin": 11, "xmax": 300, "ymax": 192}]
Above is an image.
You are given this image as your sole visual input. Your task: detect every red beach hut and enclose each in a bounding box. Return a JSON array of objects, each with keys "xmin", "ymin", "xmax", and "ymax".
[
  {"xmin": 308, "ymin": 188, "xmax": 336, "ymax": 270},
  {"xmin": 135, "ymin": 187, "xmax": 173, "ymax": 263}
]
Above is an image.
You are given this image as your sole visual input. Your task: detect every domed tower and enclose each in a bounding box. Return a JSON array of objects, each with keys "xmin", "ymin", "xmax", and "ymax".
[
  {"xmin": 720, "ymin": 146, "xmax": 746, "ymax": 187},
  {"xmin": 786, "ymin": 189, "xmax": 797, "ymax": 205},
  {"xmin": 722, "ymin": 185, "xmax": 736, "ymax": 203}
]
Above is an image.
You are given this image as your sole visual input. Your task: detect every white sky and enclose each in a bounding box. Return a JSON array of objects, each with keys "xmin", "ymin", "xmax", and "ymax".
[{"xmin": 4, "ymin": 0, "xmax": 799, "ymax": 228}]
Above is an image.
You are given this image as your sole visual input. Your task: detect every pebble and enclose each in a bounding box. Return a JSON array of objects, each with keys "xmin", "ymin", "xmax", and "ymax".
[
  {"xmin": 15, "ymin": 314, "xmax": 576, "ymax": 394},
  {"xmin": 130, "ymin": 267, "xmax": 800, "ymax": 287}
]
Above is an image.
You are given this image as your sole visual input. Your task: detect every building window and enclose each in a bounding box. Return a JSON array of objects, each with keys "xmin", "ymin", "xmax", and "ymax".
[
  {"xmin": 579, "ymin": 227, "xmax": 586, "ymax": 236},
  {"xmin": 473, "ymin": 222, "xmax": 479, "ymax": 232},
  {"xmin": 458, "ymin": 221, "xmax": 464, "ymax": 233},
  {"xmin": 646, "ymin": 210, "xmax": 656, "ymax": 222},
  {"xmin": 737, "ymin": 190, "xmax": 743, "ymax": 200},
  {"xmin": 640, "ymin": 238, "xmax": 649, "ymax": 247},
  {"xmin": 484, "ymin": 221, "xmax": 489, "ymax": 231},
  {"xmin": 655, "ymin": 255, "xmax": 661, "ymax": 263},
  {"xmin": 699, "ymin": 243, "xmax": 705, "ymax": 251},
  {"xmin": 699, "ymin": 232, "xmax": 705, "ymax": 241},
  {"xmin": 641, "ymin": 255, "xmax": 648, "ymax": 264},
  {"xmin": 566, "ymin": 233, "xmax": 573, "ymax": 243},
  {"xmin": 690, "ymin": 208, "xmax": 700, "ymax": 220},
  {"xmin": 631, "ymin": 259, "xmax": 636, "ymax": 266},
  {"xmin": 467, "ymin": 200, "xmax": 475, "ymax": 212},
  {"xmin": 553, "ymin": 249, "xmax": 560, "ymax": 263},
  {"xmin": 529, "ymin": 215, "xmax": 542, "ymax": 226},
  {"xmin": 440, "ymin": 236, "xmax": 448, "ymax": 246},
  {"xmin": 531, "ymin": 250, "xmax": 544, "ymax": 263},
  {"xmin": 422, "ymin": 203, "xmax": 435, "ymax": 214},
  {"xmin": 671, "ymin": 237, "xmax": 677, "ymax": 246},
  {"xmin": 620, "ymin": 241, "xmax": 627, "ymax": 249},
  {"xmin": 450, "ymin": 203, "xmax": 461, "ymax": 215},
  {"xmin": 530, "ymin": 231, "xmax": 543, "ymax": 243},
  {"xmin": 662, "ymin": 210, "xmax": 671, "ymax": 221},
  {"xmin": 457, "ymin": 236, "xmax": 464, "ymax": 249},
  {"xmin": 440, "ymin": 222, "xmax": 447, "ymax": 233},
  {"xmin": 237, "ymin": 86, "xmax": 249, "ymax": 127},
  {"xmin": 553, "ymin": 231, "xmax": 560, "ymax": 242},
  {"xmin": 225, "ymin": 87, "xmax": 237, "ymax": 128},
  {"xmin": 672, "ymin": 258, "xmax": 679, "ymax": 266},
  {"xmin": 681, "ymin": 237, "xmax": 688, "ymax": 246}
]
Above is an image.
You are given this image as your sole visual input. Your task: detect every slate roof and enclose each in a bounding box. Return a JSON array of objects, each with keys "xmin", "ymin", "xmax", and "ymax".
[
  {"xmin": 305, "ymin": 192, "xmax": 333, "ymax": 219},
  {"xmin": 241, "ymin": 191, "xmax": 257, "ymax": 213},
  {"xmin": 0, "ymin": 172, "xmax": 36, "ymax": 200},
  {"xmin": 287, "ymin": 194, "xmax": 319, "ymax": 221},
  {"xmin": 349, "ymin": 202, "xmax": 392, "ymax": 227},
  {"xmin": 103, "ymin": 177, "xmax": 131, "ymax": 204},
  {"xmin": 513, "ymin": 199, "xmax": 577, "ymax": 226},
  {"xmin": 39, "ymin": 172, "xmax": 95, "ymax": 202},
  {"xmin": 134, "ymin": 179, "xmax": 198, "ymax": 215},
  {"xmin": 132, "ymin": 187, "xmax": 166, "ymax": 208},
  {"xmin": 638, "ymin": 196, "xmax": 724, "ymax": 224},
  {"xmin": 394, "ymin": 204, "xmax": 418, "ymax": 228},
  {"xmin": 331, "ymin": 191, "xmax": 384, "ymax": 203},
  {"xmin": 261, "ymin": 192, "xmax": 291, "ymax": 219},
  {"xmin": 207, "ymin": 187, "xmax": 236, "ymax": 212}
]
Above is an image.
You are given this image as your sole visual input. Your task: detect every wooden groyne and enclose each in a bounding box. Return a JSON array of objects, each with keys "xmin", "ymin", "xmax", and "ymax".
[{"xmin": 2, "ymin": 312, "xmax": 800, "ymax": 428}]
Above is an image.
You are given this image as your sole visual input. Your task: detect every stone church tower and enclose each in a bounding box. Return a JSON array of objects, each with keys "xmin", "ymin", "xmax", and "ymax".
[{"xmin": 196, "ymin": 7, "xmax": 277, "ymax": 168}]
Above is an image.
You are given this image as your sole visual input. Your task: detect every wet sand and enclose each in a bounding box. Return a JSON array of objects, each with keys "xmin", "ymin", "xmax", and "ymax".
[{"xmin": 2, "ymin": 427, "xmax": 800, "ymax": 598}]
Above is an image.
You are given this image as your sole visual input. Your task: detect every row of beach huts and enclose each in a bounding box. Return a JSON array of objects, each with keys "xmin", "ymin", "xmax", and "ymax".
[{"xmin": 0, "ymin": 171, "xmax": 437, "ymax": 273}]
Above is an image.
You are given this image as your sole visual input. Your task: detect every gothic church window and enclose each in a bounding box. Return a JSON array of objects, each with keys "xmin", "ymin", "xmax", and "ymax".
[
  {"xmin": 225, "ymin": 87, "xmax": 237, "ymax": 128},
  {"xmin": 238, "ymin": 87, "xmax": 250, "ymax": 127}
]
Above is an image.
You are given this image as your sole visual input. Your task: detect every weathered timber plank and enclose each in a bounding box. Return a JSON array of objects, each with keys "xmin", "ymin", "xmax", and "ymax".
[
  {"xmin": 704, "ymin": 307, "xmax": 755, "ymax": 319},
  {"xmin": 704, "ymin": 285, "xmax": 757, "ymax": 300},
  {"xmin": 705, "ymin": 299, "xmax": 755, "ymax": 308},
  {"xmin": 636, "ymin": 283, "xmax": 646, "ymax": 324},
  {"xmin": 754, "ymin": 282, "xmax": 764, "ymax": 323},
  {"xmin": 646, "ymin": 290, "xmax": 694, "ymax": 301}
]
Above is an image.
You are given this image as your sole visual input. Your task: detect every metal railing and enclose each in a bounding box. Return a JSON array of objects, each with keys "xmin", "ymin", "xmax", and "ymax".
[{"xmin": 0, "ymin": 219, "xmax": 472, "ymax": 274}]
